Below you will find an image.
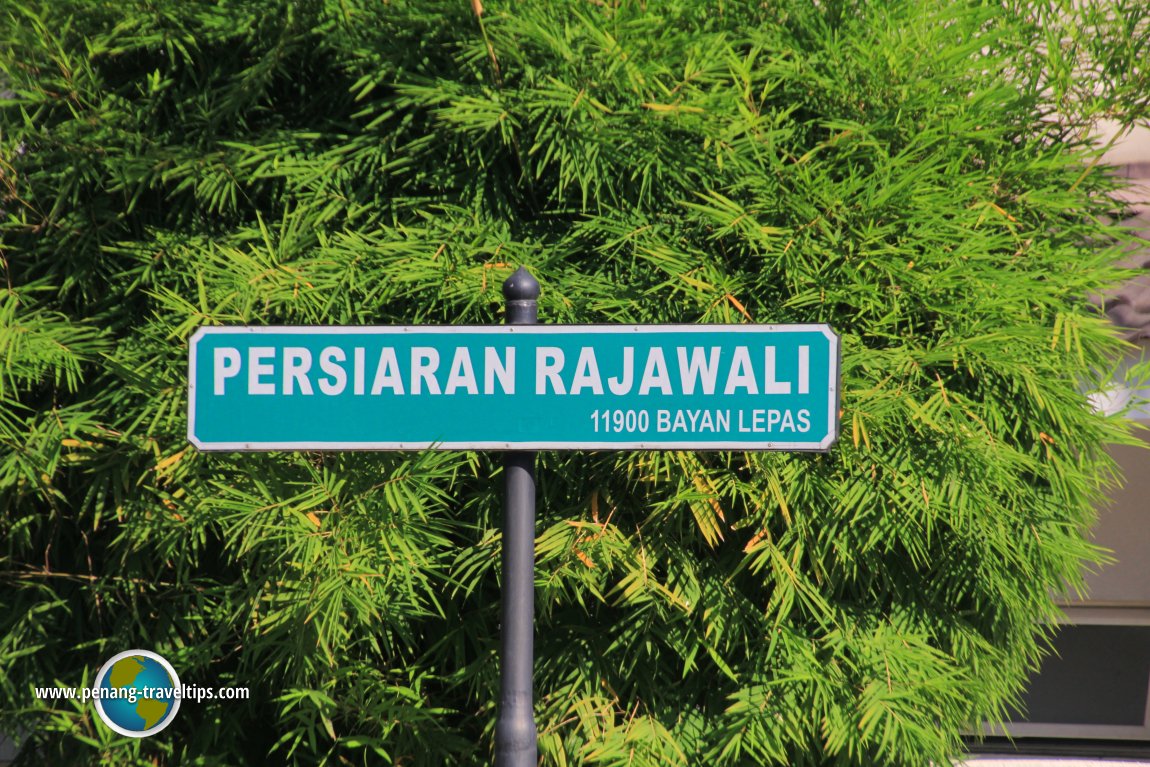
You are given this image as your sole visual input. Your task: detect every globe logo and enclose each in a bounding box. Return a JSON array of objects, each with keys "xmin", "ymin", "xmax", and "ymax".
[{"xmin": 93, "ymin": 650, "xmax": 181, "ymax": 737}]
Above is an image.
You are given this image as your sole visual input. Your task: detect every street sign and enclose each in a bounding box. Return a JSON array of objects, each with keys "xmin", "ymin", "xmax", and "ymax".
[
  {"xmin": 188, "ymin": 324, "xmax": 840, "ymax": 451},
  {"xmin": 186, "ymin": 270, "xmax": 842, "ymax": 767}
]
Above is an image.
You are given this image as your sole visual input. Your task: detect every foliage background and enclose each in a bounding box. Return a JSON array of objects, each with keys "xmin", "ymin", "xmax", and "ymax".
[{"xmin": 2, "ymin": 0, "xmax": 1149, "ymax": 764}]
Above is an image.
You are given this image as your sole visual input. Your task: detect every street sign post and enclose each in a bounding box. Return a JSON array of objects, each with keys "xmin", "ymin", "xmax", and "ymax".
[
  {"xmin": 188, "ymin": 324, "xmax": 839, "ymax": 452},
  {"xmin": 495, "ymin": 268, "xmax": 539, "ymax": 767},
  {"xmin": 187, "ymin": 268, "xmax": 841, "ymax": 767}
]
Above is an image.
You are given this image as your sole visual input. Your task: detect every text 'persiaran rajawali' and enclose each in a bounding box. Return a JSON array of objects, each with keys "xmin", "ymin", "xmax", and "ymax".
[{"xmin": 209, "ymin": 344, "xmax": 812, "ymax": 399}]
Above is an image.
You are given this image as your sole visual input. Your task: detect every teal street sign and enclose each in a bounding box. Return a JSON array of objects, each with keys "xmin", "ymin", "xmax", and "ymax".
[{"xmin": 188, "ymin": 325, "xmax": 840, "ymax": 451}]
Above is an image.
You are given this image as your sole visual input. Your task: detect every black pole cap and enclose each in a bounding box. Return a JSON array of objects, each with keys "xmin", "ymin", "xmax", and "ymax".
[{"xmin": 502, "ymin": 266, "xmax": 540, "ymax": 301}]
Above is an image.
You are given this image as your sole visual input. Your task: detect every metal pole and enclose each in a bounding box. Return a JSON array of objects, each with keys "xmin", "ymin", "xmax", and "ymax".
[{"xmin": 496, "ymin": 267, "xmax": 539, "ymax": 767}]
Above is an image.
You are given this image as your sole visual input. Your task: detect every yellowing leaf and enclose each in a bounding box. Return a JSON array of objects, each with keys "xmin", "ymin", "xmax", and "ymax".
[
  {"xmin": 155, "ymin": 448, "xmax": 187, "ymax": 475},
  {"xmin": 641, "ymin": 102, "xmax": 704, "ymax": 114}
]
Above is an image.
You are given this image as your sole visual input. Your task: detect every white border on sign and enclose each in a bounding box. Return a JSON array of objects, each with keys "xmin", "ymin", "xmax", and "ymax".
[{"xmin": 188, "ymin": 324, "xmax": 840, "ymax": 452}]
